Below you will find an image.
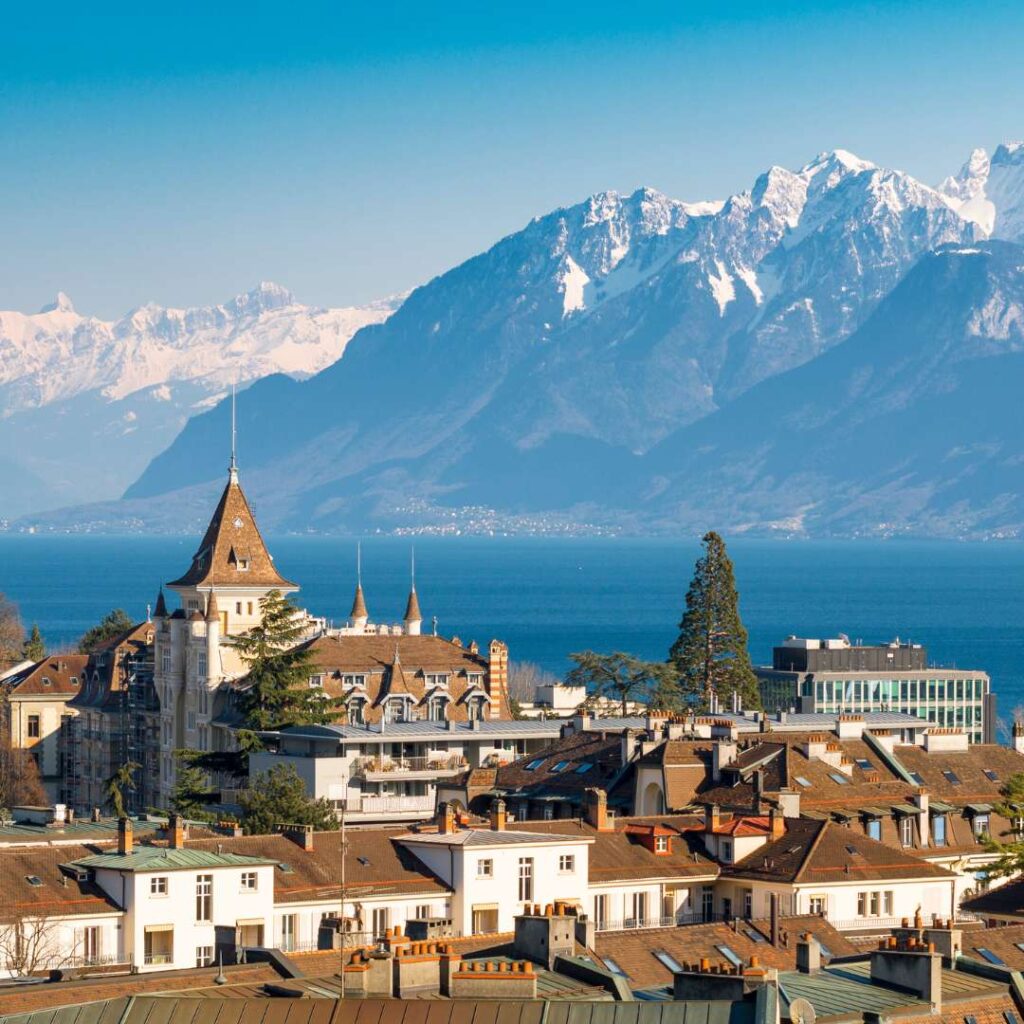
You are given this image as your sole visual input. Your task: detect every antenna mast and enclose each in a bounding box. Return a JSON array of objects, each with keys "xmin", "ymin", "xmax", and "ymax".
[{"xmin": 229, "ymin": 383, "xmax": 238, "ymax": 481}]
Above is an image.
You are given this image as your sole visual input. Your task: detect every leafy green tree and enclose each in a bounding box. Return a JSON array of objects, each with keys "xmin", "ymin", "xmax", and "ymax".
[
  {"xmin": 669, "ymin": 531, "xmax": 761, "ymax": 711},
  {"xmin": 233, "ymin": 590, "xmax": 344, "ymax": 732},
  {"xmin": 238, "ymin": 763, "xmax": 340, "ymax": 835},
  {"xmin": 104, "ymin": 760, "xmax": 140, "ymax": 818},
  {"xmin": 79, "ymin": 609, "xmax": 135, "ymax": 654},
  {"xmin": 170, "ymin": 751, "xmax": 218, "ymax": 821},
  {"xmin": 981, "ymin": 772, "xmax": 1024, "ymax": 879},
  {"xmin": 22, "ymin": 624, "xmax": 45, "ymax": 662},
  {"xmin": 566, "ymin": 651, "xmax": 682, "ymax": 716}
]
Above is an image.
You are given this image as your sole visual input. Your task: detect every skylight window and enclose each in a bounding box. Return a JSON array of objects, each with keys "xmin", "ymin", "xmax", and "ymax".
[
  {"xmin": 716, "ymin": 945, "xmax": 743, "ymax": 968},
  {"xmin": 795, "ymin": 777, "xmax": 812, "ymax": 788},
  {"xmin": 828, "ymin": 772, "xmax": 849, "ymax": 785},
  {"xmin": 550, "ymin": 761, "xmax": 571, "ymax": 773},
  {"xmin": 277, "ymin": 862, "xmax": 293, "ymax": 874},
  {"xmin": 575, "ymin": 763, "xmax": 595, "ymax": 774},
  {"xmin": 943, "ymin": 770, "xmax": 962, "ymax": 786},
  {"xmin": 818, "ymin": 941, "xmax": 833, "ymax": 959},
  {"xmin": 965, "ymin": 1017, "xmax": 978, "ymax": 1024},
  {"xmin": 1003, "ymin": 1012, "xmax": 1019, "ymax": 1024},
  {"xmin": 909, "ymin": 772, "xmax": 925, "ymax": 785},
  {"xmin": 25, "ymin": 876, "xmax": 42, "ymax": 887},
  {"xmin": 744, "ymin": 929, "xmax": 767, "ymax": 943},
  {"xmin": 603, "ymin": 956, "xmax": 629, "ymax": 977},
  {"xmin": 855, "ymin": 758, "xmax": 874, "ymax": 771},
  {"xmin": 646, "ymin": 949, "xmax": 681, "ymax": 973},
  {"xmin": 984, "ymin": 770, "xmax": 1000, "ymax": 782},
  {"xmin": 357, "ymin": 856, "xmax": 370, "ymax": 866},
  {"xmin": 975, "ymin": 948, "xmax": 1005, "ymax": 965},
  {"xmin": 524, "ymin": 759, "xmax": 545, "ymax": 771}
]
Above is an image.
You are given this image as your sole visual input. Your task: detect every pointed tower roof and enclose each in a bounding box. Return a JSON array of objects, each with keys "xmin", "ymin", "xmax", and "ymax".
[
  {"xmin": 205, "ymin": 593, "xmax": 220, "ymax": 622},
  {"xmin": 404, "ymin": 587, "xmax": 422, "ymax": 623},
  {"xmin": 153, "ymin": 588, "xmax": 168, "ymax": 619},
  {"xmin": 167, "ymin": 473, "xmax": 295, "ymax": 590},
  {"xmin": 350, "ymin": 583, "xmax": 368, "ymax": 620},
  {"xmin": 377, "ymin": 646, "xmax": 413, "ymax": 703}
]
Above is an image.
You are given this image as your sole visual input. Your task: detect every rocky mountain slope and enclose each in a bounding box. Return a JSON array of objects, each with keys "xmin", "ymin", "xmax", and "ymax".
[
  {"xmin": 0, "ymin": 284, "xmax": 399, "ymax": 518},
  {"xmin": 19, "ymin": 143, "xmax": 1024, "ymax": 538}
]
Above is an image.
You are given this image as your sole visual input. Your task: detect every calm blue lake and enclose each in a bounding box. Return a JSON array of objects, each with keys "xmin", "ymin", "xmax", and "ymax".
[{"xmin": 2, "ymin": 536, "xmax": 1022, "ymax": 730}]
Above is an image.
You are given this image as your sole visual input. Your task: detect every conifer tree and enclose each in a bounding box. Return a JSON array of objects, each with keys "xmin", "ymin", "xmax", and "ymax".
[
  {"xmin": 669, "ymin": 531, "xmax": 761, "ymax": 711},
  {"xmin": 170, "ymin": 752, "xmax": 218, "ymax": 821},
  {"xmin": 22, "ymin": 624, "xmax": 45, "ymax": 662},
  {"xmin": 232, "ymin": 590, "xmax": 344, "ymax": 732},
  {"xmin": 238, "ymin": 764, "xmax": 340, "ymax": 835},
  {"xmin": 79, "ymin": 609, "xmax": 135, "ymax": 653}
]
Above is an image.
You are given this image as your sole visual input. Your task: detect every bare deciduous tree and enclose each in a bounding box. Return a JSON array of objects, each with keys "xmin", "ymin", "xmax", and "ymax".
[
  {"xmin": 0, "ymin": 733, "xmax": 47, "ymax": 814},
  {"xmin": 0, "ymin": 594, "xmax": 25, "ymax": 671},
  {"xmin": 0, "ymin": 913, "xmax": 77, "ymax": 975},
  {"xmin": 507, "ymin": 661, "xmax": 560, "ymax": 705}
]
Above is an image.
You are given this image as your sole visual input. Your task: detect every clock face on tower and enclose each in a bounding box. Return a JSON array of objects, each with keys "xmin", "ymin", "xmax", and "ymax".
[{"xmin": 233, "ymin": 517, "xmax": 243, "ymax": 528}]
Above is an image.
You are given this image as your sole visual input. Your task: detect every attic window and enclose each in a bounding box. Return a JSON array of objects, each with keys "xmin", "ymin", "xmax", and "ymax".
[
  {"xmin": 653, "ymin": 950, "xmax": 684, "ymax": 973},
  {"xmin": 943, "ymin": 770, "xmax": 962, "ymax": 786},
  {"xmin": 909, "ymin": 772, "xmax": 925, "ymax": 785},
  {"xmin": 277, "ymin": 862, "xmax": 293, "ymax": 874},
  {"xmin": 1004, "ymin": 1013, "xmax": 1020, "ymax": 1024},
  {"xmin": 716, "ymin": 945, "xmax": 743, "ymax": 968},
  {"xmin": 655, "ymin": 836, "xmax": 669, "ymax": 853},
  {"xmin": 602, "ymin": 956, "xmax": 629, "ymax": 978},
  {"xmin": 550, "ymin": 761, "xmax": 571, "ymax": 773},
  {"xmin": 575, "ymin": 763, "xmax": 595, "ymax": 774},
  {"xmin": 42, "ymin": 677, "xmax": 52, "ymax": 686},
  {"xmin": 744, "ymin": 928, "xmax": 767, "ymax": 943},
  {"xmin": 965, "ymin": 1017, "xmax": 978, "ymax": 1024},
  {"xmin": 855, "ymin": 758, "xmax": 874, "ymax": 771},
  {"xmin": 844, "ymin": 844, "xmax": 860, "ymax": 856},
  {"xmin": 26, "ymin": 876, "xmax": 43, "ymax": 886},
  {"xmin": 357, "ymin": 857, "xmax": 370, "ymax": 866},
  {"xmin": 524, "ymin": 759, "xmax": 545, "ymax": 771},
  {"xmin": 828, "ymin": 772, "xmax": 849, "ymax": 785},
  {"xmin": 70, "ymin": 677, "xmax": 79, "ymax": 686},
  {"xmin": 975, "ymin": 949, "xmax": 1005, "ymax": 966},
  {"xmin": 794, "ymin": 777, "xmax": 812, "ymax": 788},
  {"xmin": 984, "ymin": 770, "xmax": 1000, "ymax": 782}
]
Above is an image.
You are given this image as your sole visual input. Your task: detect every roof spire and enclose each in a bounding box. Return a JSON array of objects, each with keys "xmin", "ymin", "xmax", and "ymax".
[
  {"xmin": 404, "ymin": 546, "xmax": 422, "ymax": 635},
  {"xmin": 350, "ymin": 543, "xmax": 369, "ymax": 627},
  {"xmin": 228, "ymin": 382, "xmax": 238, "ymax": 483},
  {"xmin": 153, "ymin": 588, "xmax": 168, "ymax": 619}
]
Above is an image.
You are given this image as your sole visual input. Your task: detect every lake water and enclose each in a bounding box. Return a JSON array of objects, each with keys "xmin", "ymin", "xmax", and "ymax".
[{"xmin": 2, "ymin": 535, "xmax": 1022, "ymax": 727}]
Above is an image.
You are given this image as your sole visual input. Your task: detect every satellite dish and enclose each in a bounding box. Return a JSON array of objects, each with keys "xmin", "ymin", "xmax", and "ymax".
[{"xmin": 789, "ymin": 998, "xmax": 817, "ymax": 1024}]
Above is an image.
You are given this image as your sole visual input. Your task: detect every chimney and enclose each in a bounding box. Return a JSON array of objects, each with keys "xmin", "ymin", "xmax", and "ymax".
[
  {"xmin": 752, "ymin": 770, "xmax": 764, "ymax": 815},
  {"xmin": 777, "ymin": 788, "xmax": 800, "ymax": 818},
  {"xmin": 585, "ymin": 788, "xmax": 613, "ymax": 831},
  {"xmin": 712, "ymin": 739, "xmax": 738, "ymax": 781},
  {"xmin": 769, "ymin": 892, "xmax": 780, "ymax": 947},
  {"xmin": 280, "ymin": 823, "xmax": 314, "ymax": 851},
  {"xmin": 870, "ymin": 940, "xmax": 942, "ymax": 1011},
  {"xmin": 438, "ymin": 802, "xmax": 456, "ymax": 835},
  {"xmin": 118, "ymin": 817, "xmax": 133, "ymax": 856},
  {"xmin": 704, "ymin": 803, "xmax": 721, "ymax": 833},
  {"xmin": 1014, "ymin": 721, "xmax": 1024, "ymax": 755},
  {"xmin": 768, "ymin": 806, "xmax": 785, "ymax": 838},
  {"xmin": 169, "ymin": 812, "xmax": 186, "ymax": 849},
  {"xmin": 490, "ymin": 799, "xmax": 507, "ymax": 832},
  {"xmin": 92, "ymin": 807, "xmax": 101, "ymax": 823},
  {"xmin": 796, "ymin": 933, "xmax": 821, "ymax": 973}
]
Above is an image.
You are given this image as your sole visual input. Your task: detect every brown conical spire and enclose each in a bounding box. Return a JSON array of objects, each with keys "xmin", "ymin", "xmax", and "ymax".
[
  {"xmin": 404, "ymin": 586, "xmax": 422, "ymax": 623},
  {"xmin": 206, "ymin": 592, "xmax": 220, "ymax": 622},
  {"xmin": 351, "ymin": 583, "xmax": 368, "ymax": 621},
  {"xmin": 153, "ymin": 588, "xmax": 168, "ymax": 619}
]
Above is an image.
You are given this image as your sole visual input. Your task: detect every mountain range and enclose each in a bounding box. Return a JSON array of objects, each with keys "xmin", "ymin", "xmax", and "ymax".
[
  {"xmin": 10, "ymin": 143, "xmax": 1024, "ymax": 538},
  {"xmin": 0, "ymin": 284, "xmax": 399, "ymax": 517}
]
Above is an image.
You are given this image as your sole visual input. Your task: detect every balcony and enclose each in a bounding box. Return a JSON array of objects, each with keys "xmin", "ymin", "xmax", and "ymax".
[
  {"xmin": 596, "ymin": 912, "xmax": 725, "ymax": 933},
  {"xmin": 143, "ymin": 952, "xmax": 174, "ymax": 966},
  {"xmin": 351, "ymin": 755, "xmax": 468, "ymax": 782},
  {"xmin": 346, "ymin": 794, "xmax": 436, "ymax": 816}
]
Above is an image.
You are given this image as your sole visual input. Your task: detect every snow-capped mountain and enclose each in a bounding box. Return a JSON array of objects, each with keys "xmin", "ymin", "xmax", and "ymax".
[
  {"xmin": 0, "ymin": 284, "xmax": 400, "ymax": 518},
  {"xmin": 21, "ymin": 141, "xmax": 1024, "ymax": 538},
  {"xmin": 938, "ymin": 143, "xmax": 1024, "ymax": 241}
]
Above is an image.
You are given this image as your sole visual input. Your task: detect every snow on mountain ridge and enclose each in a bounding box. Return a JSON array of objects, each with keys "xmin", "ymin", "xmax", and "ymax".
[{"xmin": 937, "ymin": 142, "xmax": 1024, "ymax": 241}]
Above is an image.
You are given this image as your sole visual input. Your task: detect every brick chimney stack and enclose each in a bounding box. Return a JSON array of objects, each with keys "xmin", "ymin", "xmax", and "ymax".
[
  {"xmin": 584, "ymin": 788, "xmax": 613, "ymax": 831},
  {"xmin": 117, "ymin": 817, "xmax": 133, "ymax": 856},
  {"xmin": 169, "ymin": 812, "xmax": 186, "ymax": 849},
  {"xmin": 438, "ymin": 802, "xmax": 456, "ymax": 835},
  {"xmin": 490, "ymin": 799, "xmax": 507, "ymax": 832}
]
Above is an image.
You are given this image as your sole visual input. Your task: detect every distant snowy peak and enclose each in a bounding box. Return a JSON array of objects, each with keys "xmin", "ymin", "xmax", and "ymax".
[
  {"xmin": 0, "ymin": 285, "xmax": 401, "ymax": 412},
  {"xmin": 938, "ymin": 142, "xmax": 1024, "ymax": 240}
]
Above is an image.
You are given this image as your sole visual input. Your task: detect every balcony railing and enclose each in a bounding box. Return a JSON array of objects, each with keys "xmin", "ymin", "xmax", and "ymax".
[
  {"xmin": 829, "ymin": 916, "xmax": 910, "ymax": 932},
  {"xmin": 351, "ymin": 756, "xmax": 468, "ymax": 778},
  {"xmin": 347, "ymin": 795, "xmax": 436, "ymax": 814},
  {"xmin": 596, "ymin": 912, "xmax": 724, "ymax": 933},
  {"xmin": 144, "ymin": 952, "xmax": 173, "ymax": 966}
]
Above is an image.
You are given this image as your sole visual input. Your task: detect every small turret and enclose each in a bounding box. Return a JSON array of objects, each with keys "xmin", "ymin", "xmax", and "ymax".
[
  {"xmin": 351, "ymin": 583, "xmax": 369, "ymax": 630},
  {"xmin": 404, "ymin": 548, "xmax": 422, "ymax": 636},
  {"xmin": 153, "ymin": 588, "xmax": 168, "ymax": 619},
  {"xmin": 205, "ymin": 593, "xmax": 220, "ymax": 623}
]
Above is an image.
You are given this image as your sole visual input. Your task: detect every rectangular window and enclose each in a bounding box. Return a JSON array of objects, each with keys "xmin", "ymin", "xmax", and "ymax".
[
  {"xmin": 867, "ymin": 819, "xmax": 881, "ymax": 841},
  {"xmin": 372, "ymin": 907, "xmax": 390, "ymax": 938},
  {"xmin": 883, "ymin": 891, "xmax": 893, "ymax": 915},
  {"xmin": 197, "ymin": 651, "xmax": 207, "ymax": 678},
  {"xmin": 974, "ymin": 815, "xmax": 990, "ymax": 839},
  {"xmin": 932, "ymin": 815, "xmax": 947, "ymax": 846},
  {"xmin": 655, "ymin": 835, "xmax": 669, "ymax": 853},
  {"xmin": 869, "ymin": 891, "xmax": 880, "ymax": 916},
  {"xmin": 82, "ymin": 926, "xmax": 101, "ymax": 963},
  {"xmin": 559, "ymin": 854, "xmax": 575, "ymax": 873},
  {"xmin": 27, "ymin": 715, "xmax": 40, "ymax": 739},
  {"xmin": 415, "ymin": 904, "xmax": 432, "ymax": 920},
  {"xmin": 518, "ymin": 857, "xmax": 534, "ymax": 902},
  {"xmin": 594, "ymin": 893, "xmax": 610, "ymax": 929},
  {"xmin": 808, "ymin": 896, "xmax": 827, "ymax": 915},
  {"xmin": 241, "ymin": 871, "xmax": 258, "ymax": 891},
  {"xmin": 280, "ymin": 914, "xmax": 296, "ymax": 951},
  {"xmin": 195, "ymin": 874, "xmax": 213, "ymax": 922},
  {"xmin": 144, "ymin": 926, "xmax": 174, "ymax": 966},
  {"xmin": 236, "ymin": 602, "xmax": 242, "ymax": 614},
  {"xmin": 196, "ymin": 945, "xmax": 214, "ymax": 967},
  {"xmin": 477, "ymin": 858, "xmax": 493, "ymax": 878},
  {"xmin": 631, "ymin": 892, "xmax": 649, "ymax": 927},
  {"xmin": 899, "ymin": 816, "xmax": 913, "ymax": 846},
  {"xmin": 309, "ymin": 675, "xmax": 323, "ymax": 688},
  {"xmin": 151, "ymin": 876, "xmax": 168, "ymax": 896},
  {"xmin": 743, "ymin": 890, "xmax": 753, "ymax": 919},
  {"xmin": 472, "ymin": 906, "xmax": 499, "ymax": 934}
]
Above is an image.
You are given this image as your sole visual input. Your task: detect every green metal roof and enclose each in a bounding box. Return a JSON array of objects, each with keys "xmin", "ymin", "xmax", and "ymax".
[
  {"xmin": 967, "ymin": 803, "xmax": 994, "ymax": 814},
  {"xmin": 892, "ymin": 804, "xmax": 921, "ymax": 816},
  {"xmin": 930, "ymin": 800, "xmax": 957, "ymax": 813},
  {"xmin": 71, "ymin": 848, "xmax": 275, "ymax": 872}
]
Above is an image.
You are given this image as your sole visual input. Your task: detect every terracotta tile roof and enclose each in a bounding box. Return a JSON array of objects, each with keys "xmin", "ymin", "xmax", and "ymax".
[
  {"xmin": 724, "ymin": 818, "xmax": 957, "ymax": 884},
  {"xmin": 184, "ymin": 829, "xmax": 450, "ymax": 902},
  {"xmin": 594, "ymin": 915, "xmax": 856, "ymax": 988},
  {"xmin": 70, "ymin": 622, "xmax": 154, "ymax": 711},
  {"xmin": 893, "ymin": 743, "xmax": 1024, "ymax": 803},
  {"xmin": 167, "ymin": 474, "xmax": 295, "ymax": 589},
  {"xmin": 898, "ymin": 994, "xmax": 1021, "ymax": 1024},
  {"xmin": 508, "ymin": 816, "xmax": 719, "ymax": 882},
  {"xmin": 0, "ymin": 845, "xmax": 122, "ymax": 919},
  {"xmin": 3, "ymin": 655, "xmax": 88, "ymax": 698},
  {"xmin": 963, "ymin": 878, "xmax": 1024, "ymax": 920}
]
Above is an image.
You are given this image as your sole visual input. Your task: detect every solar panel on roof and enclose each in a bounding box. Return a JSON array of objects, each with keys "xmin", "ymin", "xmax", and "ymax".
[
  {"xmin": 653, "ymin": 950, "xmax": 684, "ymax": 973},
  {"xmin": 524, "ymin": 759, "xmax": 545, "ymax": 771},
  {"xmin": 551, "ymin": 760, "xmax": 570, "ymax": 773},
  {"xmin": 975, "ymin": 948, "xmax": 1005, "ymax": 965},
  {"xmin": 575, "ymin": 763, "xmax": 594, "ymax": 774}
]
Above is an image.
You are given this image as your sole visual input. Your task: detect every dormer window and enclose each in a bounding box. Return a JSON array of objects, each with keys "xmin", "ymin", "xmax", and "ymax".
[
  {"xmin": 238, "ymin": 559, "xmax": 250, "ymax": 571},
  {"xmin": 468, "ymin": 673, "xmax": 483, "ymax": 686},
  {"xmin": 426, "ymin": 673, "xmax": 449, "ymax": 687},
  {"xmin": 348, "ymin": 698, "xmax": 366, "ymax": 725},
  {"xmin": 655, "ymin": 835, "xmax": 670, "ymax": 854},
  {"xmin": 309, "ymin": 675, "xmax": 323, "ymax": 689},
  {"xmin": 343, "ymin": 674, "xmax": 367, "ymax": 688}
]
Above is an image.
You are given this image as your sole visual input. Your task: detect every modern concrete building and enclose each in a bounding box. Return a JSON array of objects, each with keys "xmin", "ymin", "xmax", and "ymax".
[{"xmin": 756, "ymin": 636, "xmax": 994, "ymax": 742}]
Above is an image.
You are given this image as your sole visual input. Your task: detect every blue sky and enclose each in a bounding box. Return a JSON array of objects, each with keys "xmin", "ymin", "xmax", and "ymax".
[{"xmin": 2, "ymin": 1, "xmax": 1023, "ymax": 318}]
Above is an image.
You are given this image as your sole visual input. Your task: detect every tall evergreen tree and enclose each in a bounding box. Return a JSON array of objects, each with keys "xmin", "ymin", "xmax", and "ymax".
[
  {"xmin": 170, "ymin": 751, "xmax": 218, "ymax": 821},
  {"xmin": 103, "ymin": 760, "xmax": 140, "ymax": 818},
  {"xmin": 232, "ymin": 590, "xmax": 344, "ymax": 732},
  {"xmin": 79, "ymin": 609, "xmax": 135, "ymax": 653},
  {"xmin": 669, "ymin": 531, "xmax": 761, "ymax": 711},
  {"xmin": 238, "ymin": 764, "xmax": 340, "ymax": 835},
  {"xmin": 22, "ymin": 624, "xmax": 45, "ymax": 662}
]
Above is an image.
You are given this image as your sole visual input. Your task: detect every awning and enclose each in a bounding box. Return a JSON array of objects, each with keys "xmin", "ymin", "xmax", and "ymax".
[
  {"xmin": 144, "ymin": 924, "xmax": 173, "ymax": 933},
  {"xmin": 930, "ymin": 801, "xmax": 956, "ymax": 813},
  {"xmin": 829, "ymin": 810, "xmax": 856, "ymax": 821},
  {"xmin": 893, "ymin": 804, "xmax": 921, "ymax": 816},
  {"xmin": 471, "ymin": 903, "xmax": 499, "ymax": 912},
  {"xmin": 861, "ymin": 807, "xmax": 889, "ymax": 818},
  {"xmin": 236, "ymin": 918, "xmax": 264, "ymax": 927},
  {"xmin": 966, "ymin": 803, "xmax": 993, "ymax": 814}
]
